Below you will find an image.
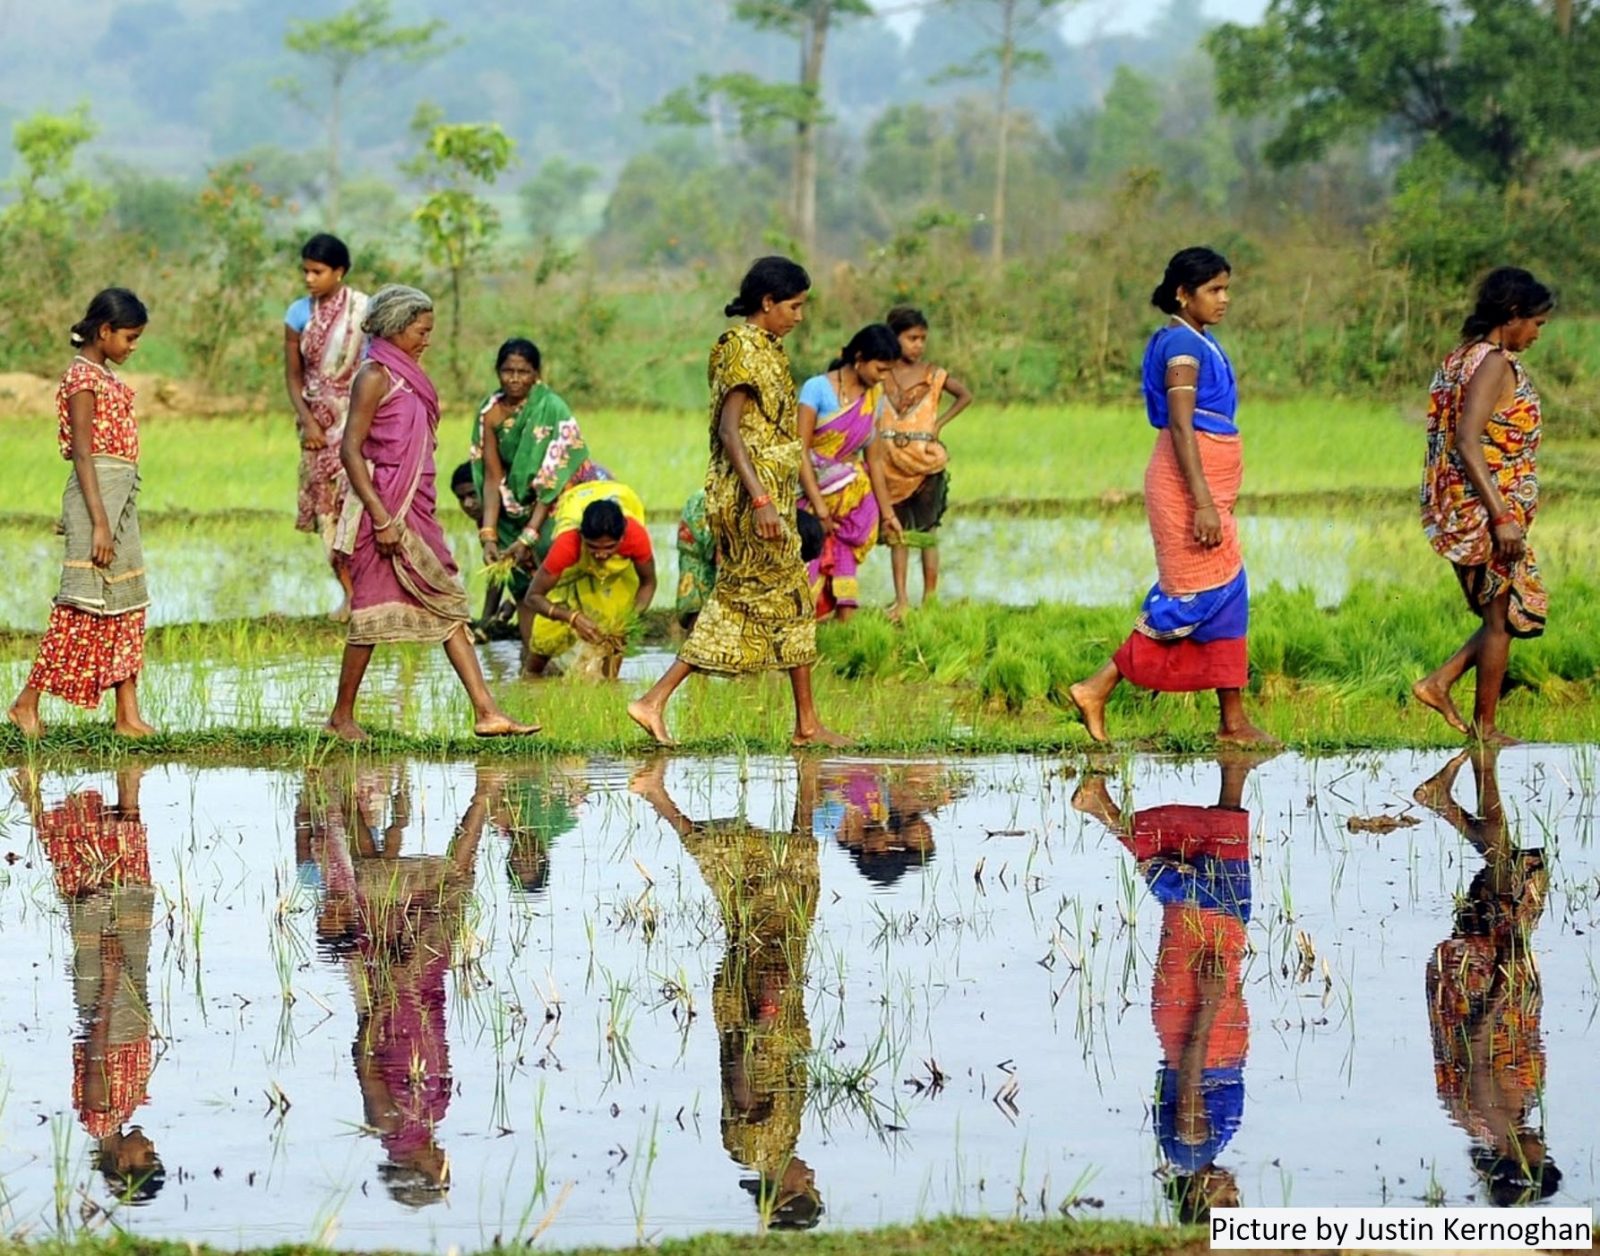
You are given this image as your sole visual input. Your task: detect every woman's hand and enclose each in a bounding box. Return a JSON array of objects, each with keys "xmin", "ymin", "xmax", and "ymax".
[
  {"xmin": 299, "ymin": 424, "xmax": 327, "ymax": 451},
  {"xmin": 754, "ymin": 502, "xmax": 781, "ymax": 540},
  {"xmin": 816, "ymin": 509, "xmax": 838, "ymax": 536},
  {"xmin": 91, "ymin": 522, "xmax": 115, "ymax": 567},
  {"xmin": 507, "ymin": 540, "xmax": 533, "ymax": 570},
  {"xmin": 482, "ymin": 537, "xmax": 501, "ymax": 563},
  {"xmin": 1492, "ymin": 517, "xmax": 1526, "ymax": 564},
  {"xmin": 570, "ymin": 612, "xmax": 605, "ymax": 645},
  {"xmin": 1193, "ymin": 504, "xmax": 1222, "ymax": 548},
  {"xmin": 879, "ymin": 508, "xmax": 904, "ymax": 544},
  {"xmin": 374, "ymin": 520, "xmax": 402, "ymax": 557}
]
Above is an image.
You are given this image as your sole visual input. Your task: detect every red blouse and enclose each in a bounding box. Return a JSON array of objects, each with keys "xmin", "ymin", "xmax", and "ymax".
[{"xmin": 57, "ymin": 359, "xmax": 139, "ymax": 462}]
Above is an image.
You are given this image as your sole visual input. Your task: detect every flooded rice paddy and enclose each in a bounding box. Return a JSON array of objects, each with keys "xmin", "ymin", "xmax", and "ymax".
[
  {"xmin": 0, "ymin": 514, "xmax": 1422, "ymax": 632},
  {"xmin": 0, "ymin": 748, "xmax": 1594, "ymax": 1248}
]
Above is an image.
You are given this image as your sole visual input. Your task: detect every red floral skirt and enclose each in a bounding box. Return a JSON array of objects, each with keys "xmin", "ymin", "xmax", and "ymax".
[{"xmin": 27, "ymin": 605, "xmax": 146, "ymax": 708}]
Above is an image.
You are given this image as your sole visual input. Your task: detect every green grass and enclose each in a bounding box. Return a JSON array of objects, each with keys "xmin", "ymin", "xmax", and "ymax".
[
  {"xmin": 0, "ymin": 1217, "xmax": 1208, "ymax": 1256},
  {"xmin": 7, "ymin": 401, "xmax": 1600, "ymax": 525},
  {"xmin": 5, "ymin": 579, "xmax": 1600, "ymax": 759}
]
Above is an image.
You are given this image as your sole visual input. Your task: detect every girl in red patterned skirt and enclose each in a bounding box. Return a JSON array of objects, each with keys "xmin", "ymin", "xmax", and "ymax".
[{"xmin": 8, "ymin": 289, "xmax": 155, "ymax": 738}]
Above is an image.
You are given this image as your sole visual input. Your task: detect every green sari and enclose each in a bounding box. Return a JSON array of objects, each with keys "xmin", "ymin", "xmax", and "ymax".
[{"xmin": 470, "ymin": 383, "xmax": 604, "ymax": 596}]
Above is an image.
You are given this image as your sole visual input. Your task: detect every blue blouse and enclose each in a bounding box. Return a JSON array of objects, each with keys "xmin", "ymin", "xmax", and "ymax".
[
  {"xmin": 284, "ymin": 296, "xmax": 313, "ymax": 333},
  {"xmin": 1142, "ymin": 321, "xmax": 1238, "ymax": 437}
]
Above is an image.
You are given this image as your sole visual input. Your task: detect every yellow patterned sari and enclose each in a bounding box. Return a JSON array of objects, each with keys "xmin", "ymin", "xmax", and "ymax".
[{"xmin": 678, "ymin": 324, "xmax": 817, "ymax": 674}]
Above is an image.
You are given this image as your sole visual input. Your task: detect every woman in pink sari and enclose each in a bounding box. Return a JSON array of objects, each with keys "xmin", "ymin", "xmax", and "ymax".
[
  {"xmin": 797, "ymin": 324, "xmax": 903, "ymax": 620},
  {"xmin": 326, "ymin": 285, "xmax": 537, "ymax": 742},
  {"xmin": 284, "ymin": 234, "xmax": 369, "ymax": 618}
]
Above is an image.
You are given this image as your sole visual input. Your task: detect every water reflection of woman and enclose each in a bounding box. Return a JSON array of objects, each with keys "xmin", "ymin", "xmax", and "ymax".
[
  {"xmin": 1414, "ymin": 748, "xmax": 1559, "ymax": 1205},
  {"xmin": 305, "ymin": 765, "xmax": 488, "ymax": 1207},
  {"xmin": 1074, "ymin": 754, "xmax": 1258, "ymax": 1223},
  {"xmin": 630, "ymin": 757, "xmax": 824, "ymax": 1230},
  {"xmin": 814, "ymin": 762, "xmax": 960, "ymax": 888},
  {"xmin": 17, "ymin": 766, "xmax": 164, "ymax": 1203},
  {"xmin": 483, "ymin": 761, "xmax": 586, "ymax": 896}
]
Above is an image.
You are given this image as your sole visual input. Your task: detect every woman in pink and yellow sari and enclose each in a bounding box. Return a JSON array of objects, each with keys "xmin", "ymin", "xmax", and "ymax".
[
  {"xmin": 797, "ymin": 324, "xmax": 903, "ymax": 620},
  {"xmin": 284, "ymin": 234, "xmax": 370, "ymax": 616},
  {"xmin": 325, "ymin": 286, "xmax": 537, "ymax": 743}
]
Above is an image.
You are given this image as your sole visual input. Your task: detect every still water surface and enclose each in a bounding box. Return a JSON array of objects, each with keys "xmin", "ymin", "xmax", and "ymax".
[
  {"xmin": 0, "ymin": 515, "xmax": 1391, "ymax": 631},
  {"xmin": 0, "ymin": 749, "xmax": 1594, "ymax": 1247}
]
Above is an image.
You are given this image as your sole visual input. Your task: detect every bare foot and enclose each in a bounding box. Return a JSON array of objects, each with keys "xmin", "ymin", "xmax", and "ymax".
[
  {"xmin": 1411, "ymin": 677, "xmax": 1468, "ymax": 735},
  {"xmin": 6, "ymin": 703, "xmax": 44, "ymax": 739},
  {"xmin": 628, "ymin": 758, "xmax": 668, "ymax": 798},
  {"xmin": 474, "ymin": 713, "xmax": 540, "ymax": 737},
  {"xmin": 1216, "ymin": 722, "xmax": 1281, "ymax": 747},
  {"xmin": 113, "ymin": 719, "xmax": 158, "ymax": 739},
  {"xmin": 627, "ymin": 699, "xmax": 677, "ymax": 747},
  {"xmin": 1068, "ymin": 681, "xmax": 1110, "ymax": 744},
  {"xmin": 885, "ymin": 601, "xmax": 909, "ymax": 624},
  {"xmin": 1413, "ymin": 751, "xmax": 1470, "ymax": 810},
  {"xmin": 1472, "ymin": 727, "xmax": 1520, "ymax": 748},
  {"xmin": 792, "ymin": 725, "xmax": 853, "ymax": 749},
  {"xmin": 1070, "ymin": 777, "xmax": 1119, "ymax": 828},
  {"xmin": 324, "ymin": 718, "xmax": 370, "ymax": 743}
]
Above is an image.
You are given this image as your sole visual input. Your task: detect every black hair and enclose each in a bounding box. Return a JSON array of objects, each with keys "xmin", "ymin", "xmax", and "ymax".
[
  {"xmin": 885, "ymin": 305, "xmax": 927, "ymax": 335},
  {"xmin": 69, "ymin": 288, "xmax": 149, "ymax": 348},
  {"xmin": 450, "ymin": 461, "xmax": 476, "ymax": 493},
  {"xmin": 1471, "ymin": 1145, "xmax": 1561, "ymax": 1206},
  {"xmin": 496, "ymin": 337, "xmax": 541, "ymax": 372},
  {"xmin": 741, "ymin": 1174, "xmax": 824, "ymax": 1231},
  {"xmin": 725, "ymin": 255, "xmax": 810, "ymax": 318},
  {"xmin": 1462, "ymin": 267, "xmax": 1555, "ymax": 342},
  {"xmin": 580, "ymin": 498, "xmax": 627, "ymax": 542},
  {"xmin": 826, "ymin": 323, "xmax": 902, "ymax": 372},
  {"xmin": 796, "ymin": 507, "xmax": 824, "ymax": 563},
  {"xmin": 1150, "ymin": 247, "xmax": 1231, "ymax": 315},
  {"xmin": 300, "ymin": 232, "xmax": 352, "ymax": 273},
  {"xmin": 93, "ymin": 1143, "xmax": 167, "ymax": 1204}
]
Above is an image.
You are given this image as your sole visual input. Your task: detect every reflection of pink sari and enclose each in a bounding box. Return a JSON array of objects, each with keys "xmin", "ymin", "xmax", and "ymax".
[
  {"xmin": 802, "ymin": 385, "xmax": 883, "ymax": 612},
  {"xmin": 297, "ymin": 285, "xmax": 369, "ymax": 541},
  {"xmin": 335, "ymin": 338, "xmax": 471, "ymax": 644}
]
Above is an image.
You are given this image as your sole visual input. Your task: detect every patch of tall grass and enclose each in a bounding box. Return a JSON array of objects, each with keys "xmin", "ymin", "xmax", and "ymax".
[{"xmin": 5, "ymin": 576, "xmax": 1600, "ymax": 757}]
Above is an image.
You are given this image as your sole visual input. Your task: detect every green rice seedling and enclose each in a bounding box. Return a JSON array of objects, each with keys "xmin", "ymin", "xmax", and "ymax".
[{"xmin": 599, "ymin": 966, "xmax": 637, "ymax": 1085}]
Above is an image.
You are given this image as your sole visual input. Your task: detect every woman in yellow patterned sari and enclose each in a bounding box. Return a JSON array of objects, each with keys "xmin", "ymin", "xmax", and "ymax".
[{"xmin": 628, "ymin": 258, "xmax": 847, "ymax": 748}]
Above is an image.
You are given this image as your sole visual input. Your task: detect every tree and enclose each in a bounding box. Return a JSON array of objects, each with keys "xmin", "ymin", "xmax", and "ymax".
[
  {"xmin": 0, "ymin": 105, "xmax": 111, "ymax": 365},
  {"xmin": 940, "ymin": 0, "xmax": 1073, "ymax": 265},
  {"xmin": 280, "ymin": 0, "xmax": 451, "ymax": 225},
  {"xmin": 1208, "ymin": 0, "xmax": 1600, "ymax": 188},
  {"xmin": 520, "ymin": 157, "xmax": 601, "ymax": 242},
  {"xmin": 650, "ymin": 0, "xmax": 873, "ymax": 258},
  {"xmin": 405, "ymin": 106, "xmax": 515, "ymax": 389},
  {"xmin": 2, "ymin": 105, "xmax": 107, "ymax": 238}
]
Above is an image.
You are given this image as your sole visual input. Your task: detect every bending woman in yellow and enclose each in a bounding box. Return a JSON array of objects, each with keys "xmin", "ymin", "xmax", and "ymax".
[
  {"xmin": 519, "ymin": 482, "xmax": 655, "ymax": 680},
  {"xmin": 627, "ymin": 257, "xmax": 847, "ymax": 748}
]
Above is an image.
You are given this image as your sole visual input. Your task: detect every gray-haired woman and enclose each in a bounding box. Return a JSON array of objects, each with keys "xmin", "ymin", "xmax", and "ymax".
[{"xmin": 325, "ymin": 285, "xmax": 538, "ymax": 741}]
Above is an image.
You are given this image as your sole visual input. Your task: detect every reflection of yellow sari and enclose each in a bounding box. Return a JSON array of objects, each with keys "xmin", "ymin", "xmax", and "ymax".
[{"xmin": 529, "ymin": 481, "xmax": 647, "ymax": 658}]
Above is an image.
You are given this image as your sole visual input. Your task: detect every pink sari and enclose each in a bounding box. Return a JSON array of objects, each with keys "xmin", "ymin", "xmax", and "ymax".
[
  {"xmin": 297, "ymin": 286, "xmax": 369, "ymax": 541},
  {"xmin": 803, "ymin": 385, "xmax": 884, "ymax": 612},
  {"xmin": 335, "ymin": 338, "xmax": 471, "ymax": 645}
]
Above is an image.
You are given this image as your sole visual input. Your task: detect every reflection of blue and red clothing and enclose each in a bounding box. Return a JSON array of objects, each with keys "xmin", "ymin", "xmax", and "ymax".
[{"xmin": 1122, "ymin": 803, "xmax": 1251, "ymax": 1172}]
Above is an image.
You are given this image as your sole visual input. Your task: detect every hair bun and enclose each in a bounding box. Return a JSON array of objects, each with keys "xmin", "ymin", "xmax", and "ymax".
[
  {"xmin": 69, "ymin": 330, "xmax": 86, "ymax": 346},
  {"xmin": 723, "ymin": 300, "xmax": 744, "ymax": 318}
]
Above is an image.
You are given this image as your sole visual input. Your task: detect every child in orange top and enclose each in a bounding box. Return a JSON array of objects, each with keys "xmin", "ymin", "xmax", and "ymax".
[{"xmin": 8, "ymin": 289, "xmax": 154, "ymax": 738}]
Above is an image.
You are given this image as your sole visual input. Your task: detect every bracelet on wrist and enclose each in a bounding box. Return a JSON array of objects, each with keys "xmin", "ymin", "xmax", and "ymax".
[
  {"xmin": 751, "ymin": 493, "xmax": 772, "ymax": 509},
  {"xmin": 371, "ymin": 516, "xmax": 394, "ymax": 531},
  {"xmin": 1491, "ymin": 511, "xmax": 1517, "ymax": 528},
  {"xmin": 478, "ymin": 527, "xmax": 497, "ymax": 541}
]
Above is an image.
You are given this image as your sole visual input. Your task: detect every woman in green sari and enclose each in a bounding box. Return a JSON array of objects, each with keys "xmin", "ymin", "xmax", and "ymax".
[{"xmin": 472, "ymin": 338, "xmax": 609, "ymax": 603}]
